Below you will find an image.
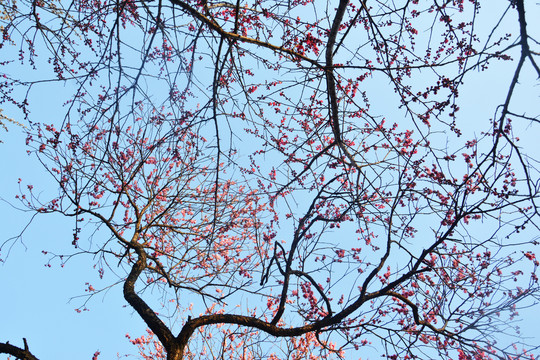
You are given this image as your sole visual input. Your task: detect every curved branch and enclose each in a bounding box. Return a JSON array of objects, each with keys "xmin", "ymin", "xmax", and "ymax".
[
  {"xmin": 0, "ymin": 338, "xmax": 40, "ymax": 360},
  {"xmin": 515, "ymin": 0, "xmax": 540, "ymax": 78},
  {"xmin": 176, "ymin": 313, "xmax": 320, "ymax": 353},
  {"xmin": 123, "ymin": 243, "xmax": 179, "ymax": 356},
  {"xmin": 168, "ymin": 0, "xmax": 322, "ymax": 67},
  {"xmin": 325, "ymin": 0, "xmax": 349, "ymax": 144},
  {"xmin": 384, "ymin": 291, "xmax": 449, "ymax": 334},
  {"xmin": 271, "ymin": 175, "xmax": 342, "ymax": 325}
]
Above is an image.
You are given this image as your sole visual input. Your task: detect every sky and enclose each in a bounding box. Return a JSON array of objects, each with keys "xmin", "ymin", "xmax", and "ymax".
[
  {"xmin": 0, "ymin": 130, "xmax": 149, "ymax": 357},
  {"xmin": 1, "ymin": 1, "xmax": 540, "ymax": 359}
]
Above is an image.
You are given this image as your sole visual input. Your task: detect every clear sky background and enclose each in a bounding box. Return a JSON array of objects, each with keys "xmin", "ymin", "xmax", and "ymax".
[{"xmin": 1, "ymin": 1, "xmax": 539, "ymax": 359}]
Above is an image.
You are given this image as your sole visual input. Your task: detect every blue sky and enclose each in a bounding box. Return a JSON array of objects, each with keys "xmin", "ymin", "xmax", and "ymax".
[
  {"xmin": 1, "ymin": 1, "xmax": 540, "ymax": 359},
  {"xmin": 0, "ymin": 131, "xmax": 148, "ymax": 358}
]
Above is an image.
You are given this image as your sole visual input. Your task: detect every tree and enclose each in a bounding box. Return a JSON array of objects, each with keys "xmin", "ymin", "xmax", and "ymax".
[
  {"xmin": 1, "ymin": 0, "xmax": 539, "ymax": 359},
  {"xmin": 0, "ymin": 108, "xmax": 25, "ymax": 142}
]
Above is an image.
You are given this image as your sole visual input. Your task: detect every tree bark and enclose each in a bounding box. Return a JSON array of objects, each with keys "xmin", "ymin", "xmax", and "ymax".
[{"xmin": 0, "ymin": 338, "xmax": 40, "ymax": 360}]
